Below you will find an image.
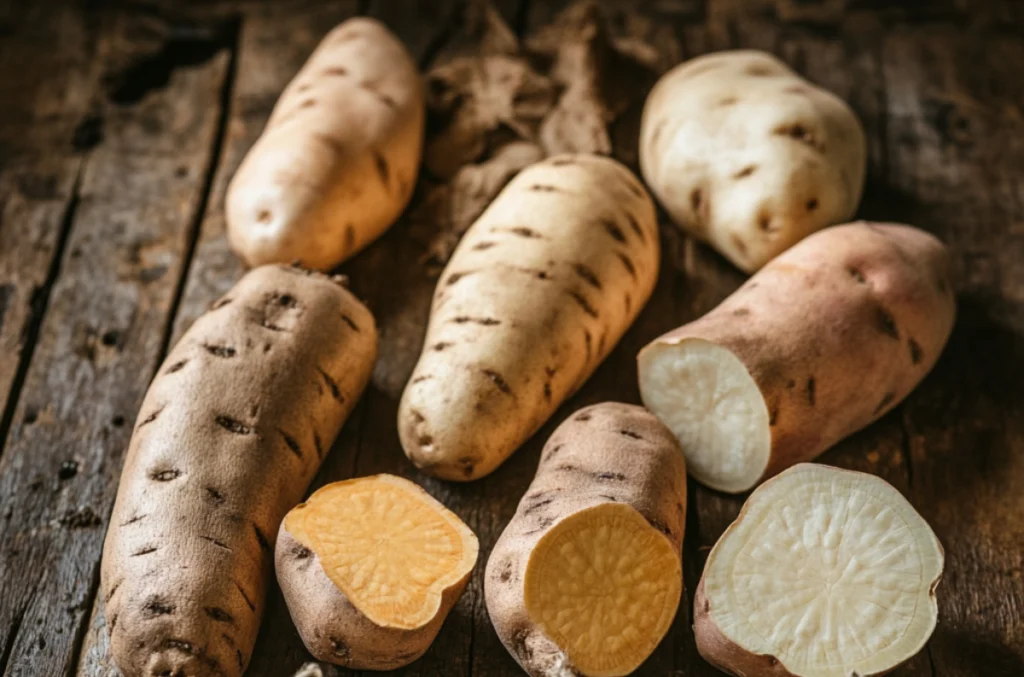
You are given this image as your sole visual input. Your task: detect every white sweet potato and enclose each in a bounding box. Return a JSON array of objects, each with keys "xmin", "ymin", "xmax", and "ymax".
[
  {"xmin": 100, "ymin": 265, "xmax": 377, "ymax": 677},
  {"xmin": 485, "ymin": 403, "xmax": 687, "ymax": 677},
  {"xmin": 695, "ymin": 464, "xmax": 943, "ymax": 677},
  {"xmin": 639, "ymin": 222, "xmax": 955, "ymax": 493},
  {"xmin": 276, "ymin": 474, "xmax": 478, "ymax": 670},
  {"xmin": 399, "ymin": 154, "xmax": 660, "ymax": 481},
  {"xmin": 227, "ymin": 18, "xmax": 424, "ymax": 270},
  {"xmin": 639, "ymin": 50, "xmax": 866, "ymax": 272}
]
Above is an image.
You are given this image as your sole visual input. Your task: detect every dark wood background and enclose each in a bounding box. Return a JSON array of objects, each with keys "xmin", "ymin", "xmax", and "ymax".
[{"xmin": 1, "ymin": 0, "xmax": 1022, "ymax": 675}]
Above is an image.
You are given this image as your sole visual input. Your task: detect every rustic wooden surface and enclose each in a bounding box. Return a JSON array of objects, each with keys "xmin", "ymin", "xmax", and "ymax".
[{"xmin": 1, "ymin": 0, "xmax": 1022, "ymax": 676}]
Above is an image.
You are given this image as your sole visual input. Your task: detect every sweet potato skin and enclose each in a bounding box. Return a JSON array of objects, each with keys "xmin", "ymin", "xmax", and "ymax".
[
  {"xmin": 640, "ymin": 222, "xmax": 955, "ymax": 486},
  {"xmin": 640, "ymin": 50, "xmax": 866, "ymax": 272},
  {"xmin": 100, "ymin": 265, "xmax": 377, "ymax": 677},
  {"xmin": 226, "ymin": 18, "xmax": 424, "ymax": 270},
  {"xmin": 485, "ymin": 403, "xmax": 687, "ymax": 676},
  {"xmin": 399, "ymin": 154, "xmax": 660, "ymax": 481}
]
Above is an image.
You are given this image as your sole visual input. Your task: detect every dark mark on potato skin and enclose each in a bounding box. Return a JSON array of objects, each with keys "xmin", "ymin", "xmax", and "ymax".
[
  {"xmin": 806, "ymin": 377, "xmax": 816, "ymax": 406},
  {"xmin": 216, "ymin": 416, "xmax": 256, "ymax": 436},
  {"xmin": 619, "ymin": 429, "xmax": 643, "ymax": 440},
  {"xmin": 453, "ymin": 316, "xmax": 500, "ymax": 326},
  {"xmin": 909, "ymin": 338, "xmax": 923, "ymax": 365},
  {"xmin": 848, "ymin": 267, "xmax": 867, "ymax": 283},
  {"xmin": 874, "ymin": 392, "xmax": 895, "ymax": 415},
  {"xmin": 345, "ymin": 224, "xmax": 355, "ymax": 253},
  {"xmin": 568, "ymin": 290, "xmax": 599, "ymax": 318},
  {"xmin": 318, "ymin": 367, "xmax": 344, "ymax": 403},
  {"xmin": 151, "ymin": 468, "xmax": 181, "ymax": 482},
  {"xmin": 508, "ymin": 226, "xmax": 542, "ymax": 239},
  {"xmin": 472, "ymin": 241, "xmax": 495, "ymax": 251},
  {"xmin": 877, "ymin": 307, "xmax": 899, "ymax": 339},
  {"xmin": 144, "ymin": 598, "xmax": 175, "ymax": 617},
  {"xmin": 690, "ymin": 188, "xmax": 703, "ymax": 212},
  {"xmin": 446, "ymin": 271, "xmax": 470, "ymax": 286},
  {"xmin": 769, "ymin": 401, "xmax": 780, "ymax": 426},
  {"xmin": 732, "ymin": 308, "xmax": 751, "ymax": 317},
  {"xmin": 482, "ymin": 369, "xmax": 513, "ymax": 395},
  {"xmin": 596, "ymin": 472, "xmax": 627, "ymax": 481},
  {"xmin": 200, "ymin": 535, "xmax": 231, "ymax": 551},
  {"xmin": 625, "ymin": 212, "xmax": 645, "ymax": 242},
  {"xmin": 203, "ymin": 343, "xmax": 236, "ymax": 358},
  {"xmin": 573, "ymin": 263, "xmax": 602, "ymax": 290},
  {"xmin": 734, "ymin": 164, "xmax": 757, "ymax": 179},
  {"xmin": 374, "ymin": 152, "xmax": 389, "ymax": 187},
  {"xmin": 280, "ymin": 430, "xmax": 304, "ymax": 460},
  {"xmin": 432, "ymin": 342, "xmax": 453, "ymax": 352},
  {"xmin": 138, "ymin": 407, "xmax": 163, "ymax": 428},
  {"xmin": 773, "ymin": 122, "xmax": 824, "ymax": 152},
  {"xmin": 583, "ymin": 329, "xmax": 593, "ymax": 363},
  {"xmin": 253, "ymin": 524, "xmax": 271, "ymax": 553},
  {"xmin": 529, "ymin": 184, "xmax": 560, "ymax": 192},
  {"xmin": 602, "ymin": 219, "xmax": 626, "ymax": 243},
  {"xmin": 617, "ymin": 252, "xmax": 637, "ymax": 279},
  {"xmin": 340, "ymin": 314, "xmax": 360, "ymax": 332}
]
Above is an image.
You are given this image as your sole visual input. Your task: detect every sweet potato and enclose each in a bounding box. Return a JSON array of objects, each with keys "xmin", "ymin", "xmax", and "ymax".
[
  {"xmin": 226, "ymin": 18, "xmax": 424, "ymax": 270},
  {"xmin": 276, "ymin": 474, "xmax": 478, "ymax": 670},
  {"xmin": 638, "ymin": 222, "xmax": 955, "ymax": 493},
  {"xmin": 100, "ymin": 265, "xmax": 377, "ymax": 677},
  {"xmin": 399, "ymin": 154, "xmax": 660, "ymax": 481},
  {"xmin": 639, "ymin": 50, "xmax": 866, "ymax": 272},
  {"xmin": 485, "ymin": 403, "xmax": 687, "ymax": 677},
  {"xmin": 695, "ymin": 464, "xmax": 943, "ymax": 677}
]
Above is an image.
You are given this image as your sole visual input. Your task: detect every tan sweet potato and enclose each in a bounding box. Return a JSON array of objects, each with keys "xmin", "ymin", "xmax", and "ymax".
[
  {"xmin": 694, "ymin": 464, "xmax": 943, "ymax": 677},
  {"xmin": 100, "ymin": 265, "xmax": 377, "ymax": 677},
  {"xmin": 275, "ymin": 474, "xmax": 478, "ymax": 670},
  {"xmin": 640, "ymin": 50, "xmax": 866, "ymax": 272},
  {"xmin": 485, "ymin": 403, "xmax": 687, "ymax": 677},
  {"xmin": 399, "ymin": 154, "xmax": 660, "ymax": 481},
  {"xmin": 638, "ymin": 222, "xmax": 955, "ymax": 493},
  {"xmin": 227, "ymin": 18, "xmax": 424, "ymax": 270}
]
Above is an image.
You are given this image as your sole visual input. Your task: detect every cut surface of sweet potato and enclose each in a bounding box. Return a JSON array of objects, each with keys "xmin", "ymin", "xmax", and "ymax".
[
  {"xmin": 524, "ymin": 503, "xmax": 682, "ymax": 677},
  {"xmin": 696, "ymin": 464, "xmax": 943, "ymax": 677},
  {"xmin": 284, "ymin": 474, "xmax": 478, "ymax": 630},
  {"xmin": 639, "ymin": 337, "xmax": 770, "ymax": 492}
]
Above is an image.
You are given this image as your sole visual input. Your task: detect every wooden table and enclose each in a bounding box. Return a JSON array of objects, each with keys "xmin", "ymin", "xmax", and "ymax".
[{"xmin": 1, "ymin": 0, "xmax": 1022, "ymax": 675}]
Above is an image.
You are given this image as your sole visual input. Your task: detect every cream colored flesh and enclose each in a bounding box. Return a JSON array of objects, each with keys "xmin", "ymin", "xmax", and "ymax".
[
  {"xmin": 638, "ymin": 338, "xmax": 770, "ymax": 493},
  {"xmin": 523, "ymin": 504, "xmax": 682, "ymax": 677},
  {"xmin": 705, "ymin": 464, "xmax": 943, "ymax": 677},
  {"xmin": 284, "ymin": 475, "xmax": 479, "ymax": 630}
]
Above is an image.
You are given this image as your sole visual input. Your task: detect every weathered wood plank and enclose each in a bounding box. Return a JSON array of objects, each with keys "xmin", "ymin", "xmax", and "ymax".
[
  {"xmin": 881, "ymin": 25, "xmax": 1024, "ymax": 677},
  {"xmin": 0, "ymin": 7, "xmax": 233, "ymax": 676},
  {"xmin": 0, "ymin": 2, "xmax": 105, "ymax": 462}
]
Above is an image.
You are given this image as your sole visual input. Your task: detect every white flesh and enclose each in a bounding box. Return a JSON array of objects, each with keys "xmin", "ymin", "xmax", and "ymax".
[
  {"xmin": 638, "ymin": 338, "xmax": 770, "ymax": 492},
  {"xmin": 705, "ymin": 464, "xmax": 943, "ymax": 677}
]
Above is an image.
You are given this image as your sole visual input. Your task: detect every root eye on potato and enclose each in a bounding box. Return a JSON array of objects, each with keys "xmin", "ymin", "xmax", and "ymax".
[
  {"xmin": 226, "ymin": 18, "xmax": 424, "ymax": 271},
  {"xmin": 695, "ymin": 464, "xmax": 943, "ymax": 677},
  {"xmin": 399, "ymin": 154, "xmax": 660, "ymax": 481},
  {"xmin": 101, "ymin": 265, "xmax": 377, "ymax": 677},
  {"xmin": 486, "ymin": 403, "xmax": 687, "ymax": 677},
  {"xmin": 639, "ymin": 50, "xmax": 867, "ymax": 272},
  {"xmin": 638, "ymin": 222, "xmax": 956, "ymax": 493},
  {"xmin": 276, "ymin": 474, "xmax": 478, "ymax": 670}
]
